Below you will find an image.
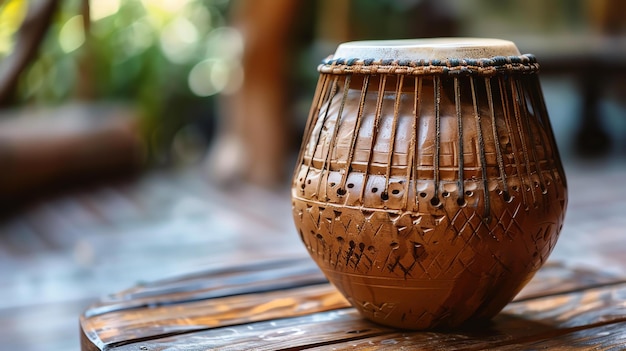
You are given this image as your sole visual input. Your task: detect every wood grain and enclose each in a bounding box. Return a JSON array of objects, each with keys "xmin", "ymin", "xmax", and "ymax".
[
  {"xmin": 513, "ymin": 261, "xmax": 623, "ymax": 300},
  {"xmin": 108, "ymin": 310, "xmax": 386, "ymax": 351},
  {"xmin": 86, "ymin": 258, "xmax": 326, "ymax": 317},
  {"xmin": 81, "ymin": 284, "xmax": 350, "ymax": 350},
  {"xmin": 99, "ymin": 280, "xmax": 626, "ymax": 350},
  {"xmin": 304, "ymin": 282, "xmax": 626, "ymax": 350},
  {"xmin": 80, "ymin": 258, "xmax": 626, "ymax": 350},
  {"xmin": 494, "ymin": 322, "xmax": 626, "ymax": 350}
]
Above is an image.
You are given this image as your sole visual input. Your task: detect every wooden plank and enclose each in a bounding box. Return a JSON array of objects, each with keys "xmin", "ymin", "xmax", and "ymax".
[
  {"xmin": 494, "ymin": 321, "xmax": 626, "ymax": 350},
  {"xmin": 80, "ymin": 261, "xmax": 626, "ymax": 351},
  {"xmin": 85, "ymin": 258, "xmax": 326, "ymax": 316},
  {"xmin": 105, "ymin": 309, "xmax": 386, "ymax": 351},
  {"xmin": 513, "ymin": 261, "xmax": 623, "ymax": 301},
  {"xmin": 80, "ymin": 284, "xmax": 350, "ymax": 350},
  {"xmin": 302, "ymin": 321, "xmax": 626, "ymax": 351},
  {"xmin": 81, "ymin": 259, "xmax": 622, "ymax": 316},
  {"xmin": 107, "ymin": 281, "xmax": 626, "ymax": 350},
  {"xmin": 105, "ymin": 258, "xmax": 321, "ymax": 300},
  {"xmin": 305, "ymin": 280, "xmax": 626, "ymax": 350},
  {"xmin": 87, "ymin": 258, "xmax": 621, "ymax": 315}
]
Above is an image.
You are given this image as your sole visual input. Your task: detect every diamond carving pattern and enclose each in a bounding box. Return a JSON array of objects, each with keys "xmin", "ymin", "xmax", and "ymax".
[{"xmin": 291, "ymin": 55, "xmax": 567, "ymax": 329}]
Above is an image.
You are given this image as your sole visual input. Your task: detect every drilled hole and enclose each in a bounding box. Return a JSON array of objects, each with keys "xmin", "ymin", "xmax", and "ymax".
[
  {"xmin": 442, "ymin": 191, "xmax": 450, "ymax": 197},
  {"xmin": 330, "ymin": 182, "xmax": 336, "ymax": 187},
  {"xmin": 465, "ymin": 190, "xmax": 473, "ymax": 196},
  {"xmin": 337, "ymin": 188, "xmax": 346, "ymax": 196},
  {"xmin": 307, "ymin": 179, "xmax": 311, "ymax": 184},
  {"xmin": 391, "ymin": 189, "xmax": 400, "ymax": 195},
  {"xmin": 381, "ymin": 192, "xmax": 389, "ymax": 200},
  {"xmin": 347, "ymin": 183, "xmax": 354, "ymax": 188},
  {"xmin": 430, "ymin": 197, "xmax": 442, "ymax": 207},
  {"xmin": 419, "ymin": 192, "xmax": 427, "ymax": 198},
  {"xmin": 372, "ymin": 187, "xmax": 378, "ymax": 193},
  {"xmin": 503, "ymin": 191, "xmax": 513, "ymax": 203}
]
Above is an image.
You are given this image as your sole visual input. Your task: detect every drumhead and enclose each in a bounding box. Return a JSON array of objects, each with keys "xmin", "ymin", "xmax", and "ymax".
[{"xmin": 332, "ymin": 38, "xmax": 520, "ymax": 61}]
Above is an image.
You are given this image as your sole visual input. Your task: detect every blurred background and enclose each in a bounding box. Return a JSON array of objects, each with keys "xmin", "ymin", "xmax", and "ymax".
[{"xmin": 0, "ymin": 0, "xmax": 625, "ymax": 350}]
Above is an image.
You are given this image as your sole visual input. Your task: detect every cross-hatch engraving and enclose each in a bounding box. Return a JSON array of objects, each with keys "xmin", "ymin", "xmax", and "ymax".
[{"xmin": 291, "ymin": 66, "xmax": 567, "ymax": 329}]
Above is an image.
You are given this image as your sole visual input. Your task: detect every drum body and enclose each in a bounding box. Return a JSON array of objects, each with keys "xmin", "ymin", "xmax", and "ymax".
[{"xmin": 291, "ymin": 38, "xmax": 567, "ymax": 329}]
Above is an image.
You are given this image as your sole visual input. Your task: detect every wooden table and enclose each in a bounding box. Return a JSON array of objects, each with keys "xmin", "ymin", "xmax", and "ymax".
[
  {"xmin": 75, "ymin": 165, "xmax": 626, "ymax": 351},
  {"xmin": 80, "ymin": 253, "xmax": 626, "ymax": 350},
  {"xmin": 1, "ymin": 157, "xmax": 624, "ymax": 350}
]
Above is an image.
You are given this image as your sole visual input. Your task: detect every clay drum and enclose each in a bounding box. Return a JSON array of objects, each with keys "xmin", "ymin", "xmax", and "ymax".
[{"xmin": 291, "ymin": 38, "xmax": 567, "ymax": 329}]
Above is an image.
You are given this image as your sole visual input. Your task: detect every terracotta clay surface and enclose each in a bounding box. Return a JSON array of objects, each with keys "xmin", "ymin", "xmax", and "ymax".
[{"xmin": 291, "ymin": 38, "xmax": 567, "ymax": 329}]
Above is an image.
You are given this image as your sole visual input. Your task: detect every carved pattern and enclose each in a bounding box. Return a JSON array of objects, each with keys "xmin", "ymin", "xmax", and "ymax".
[{"xmin": 292, "ymin": 59, "xmax": 567, "ymax": 329}]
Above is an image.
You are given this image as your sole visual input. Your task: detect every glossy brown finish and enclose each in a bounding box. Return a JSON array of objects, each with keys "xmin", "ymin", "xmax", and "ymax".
[{"xmin": 291, "ymin": 41, "xmax": 567, "ymax": 329}]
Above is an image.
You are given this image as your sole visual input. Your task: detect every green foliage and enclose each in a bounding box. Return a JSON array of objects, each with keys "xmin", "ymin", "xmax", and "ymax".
[{"xmin": 7, "ymin": 0, "xmax": 234, "ymax": 160}]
